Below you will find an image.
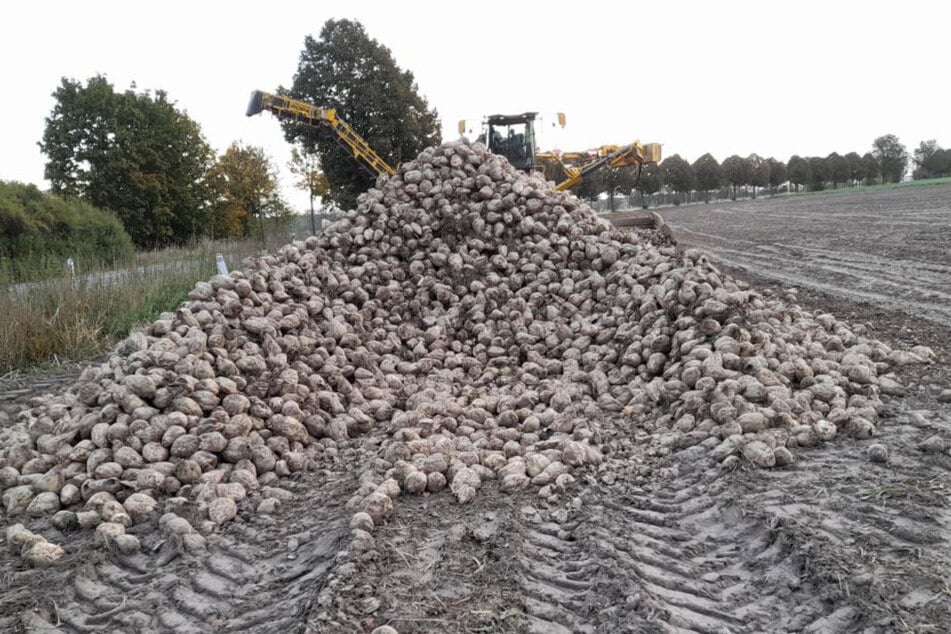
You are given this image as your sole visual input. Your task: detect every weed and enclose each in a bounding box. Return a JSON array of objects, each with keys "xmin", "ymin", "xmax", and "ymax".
[{"xmin": 0, "ymin": 238, "xmax": 267, "ymax": 372}]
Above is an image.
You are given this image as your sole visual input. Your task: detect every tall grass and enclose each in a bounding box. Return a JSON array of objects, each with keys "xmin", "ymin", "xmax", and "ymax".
[{"xmin": 0, "ymin": 238, "xmax": 266, "ymax": 373}]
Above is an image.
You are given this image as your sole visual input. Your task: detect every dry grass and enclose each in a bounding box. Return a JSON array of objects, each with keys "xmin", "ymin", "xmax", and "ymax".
[{"xmin": 0, "ymin": 239, "xmax": 266, "ymax": 373}]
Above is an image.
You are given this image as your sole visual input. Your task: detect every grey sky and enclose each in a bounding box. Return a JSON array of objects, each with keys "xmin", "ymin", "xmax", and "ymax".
[{"xmin": 1, "ymin": 0, "xmax": 945, "ymax": 212}]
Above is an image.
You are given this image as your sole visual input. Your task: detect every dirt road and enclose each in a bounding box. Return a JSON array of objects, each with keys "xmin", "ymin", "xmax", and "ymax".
[{"xmin": 2, "ymin": 186, "xmax": 950, "ymax": 633}]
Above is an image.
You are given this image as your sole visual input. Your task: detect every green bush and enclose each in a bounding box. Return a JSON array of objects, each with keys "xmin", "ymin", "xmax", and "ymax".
[{"xmin": 0, "ymin": 181, "xmax": 134, "ymax": 283}]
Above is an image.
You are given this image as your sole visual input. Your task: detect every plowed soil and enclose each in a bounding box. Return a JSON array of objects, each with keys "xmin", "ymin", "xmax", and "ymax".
[{"xmin": 2, "ymin": 185, "xmax": 950, "ymax": 633}]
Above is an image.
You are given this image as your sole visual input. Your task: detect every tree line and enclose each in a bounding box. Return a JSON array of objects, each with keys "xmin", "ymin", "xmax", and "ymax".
[
  {"xmin": 580, "ymin": 134, "xmax": 948, "ymax": 207},
  {"xmin": 27, "ymin": 18, "xmax": 951, "ymax": 251},
  {"xmin": 39, "ymin": 76, "xmax": 305, "ymax": 249},
  {"xmin": 35, "ymin": 20, "xmax": 440, "ymax": 250}
]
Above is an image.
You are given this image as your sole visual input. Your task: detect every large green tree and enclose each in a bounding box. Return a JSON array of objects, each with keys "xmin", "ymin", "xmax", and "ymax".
[
  {"xmin": 872, "ymin": 134, "xmax": 908, "ymax": 183},
  {"xmin": 575, "ymin": 166, "xmax": 640, "ymax": 211},
  {"xmin": 692, "ymin": 153, "xmax": 723, "ymax": 202},
  {"xmin": 285, "ymin": 19, "xmax": 441, "ymax": 209},
  {"xmin": 40, "ymin": 76, "xmax": 213, "ymax": 247},
  {"xmin": 722, "ymin": 155, "xmax": 751, "ymax": 200}
]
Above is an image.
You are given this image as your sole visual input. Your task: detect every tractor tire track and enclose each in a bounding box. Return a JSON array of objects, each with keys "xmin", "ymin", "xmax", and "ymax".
[
  {"xmin": 17, "ymin": 471, "xmax": 355, "ymax": 633},
  {"xmin": 663, "ymin": 185, "xmax": 951, "ymax": 328}
]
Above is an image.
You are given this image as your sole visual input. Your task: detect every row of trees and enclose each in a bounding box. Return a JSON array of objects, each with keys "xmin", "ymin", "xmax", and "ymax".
[
  {"xmin": 40, "ymin": 76, "xmax": 300, "ymax": 248},
  {"xmin": 33, "ymin": 19, "xmax": 947, "ymax": 246},
  {"xmin": 580, "ymin": 134, "xmax": 941, "ymax": 206},
  {"xmin": 38, "ymin": 20, "xmax": 442, "ymax": 248}
]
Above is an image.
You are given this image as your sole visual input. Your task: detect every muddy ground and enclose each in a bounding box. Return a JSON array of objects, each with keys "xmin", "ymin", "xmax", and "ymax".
[
  {"xmin": 2, "ymin": 185, "xmax": 950, "ymax": 633},
  {"xmin": 661, "ymin": 184, "xmax": 951, "ymax": 328}
]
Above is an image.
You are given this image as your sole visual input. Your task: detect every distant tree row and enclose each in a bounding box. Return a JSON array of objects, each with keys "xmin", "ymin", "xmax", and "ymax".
[
  {"xmin": 579, "ymin": 134, "xmax": 949, "ymax": 208},
  {"xmin": 40, "ymin": 76, "xmax": 297, "ymax": 248}
]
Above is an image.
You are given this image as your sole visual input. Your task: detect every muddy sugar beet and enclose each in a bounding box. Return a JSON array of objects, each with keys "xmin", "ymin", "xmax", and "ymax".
[{"xmin": 0, "ymin": 140, "xmax": 933, "ymax": 563}]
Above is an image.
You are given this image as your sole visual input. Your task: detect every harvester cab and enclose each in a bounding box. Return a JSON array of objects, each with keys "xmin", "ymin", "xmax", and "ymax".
[
  {"xmin": 458, "ymin": 112, "xmax": 661, "ymax": 194},
  {"xmin": 458, "ymin": 112, "xmax": 566, "ymax": 172}
]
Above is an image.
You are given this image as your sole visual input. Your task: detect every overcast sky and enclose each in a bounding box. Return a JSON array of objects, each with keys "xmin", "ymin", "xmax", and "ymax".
[{"xmin": 1, "ymin": 0, "xmax": 946, "ymax": 212}]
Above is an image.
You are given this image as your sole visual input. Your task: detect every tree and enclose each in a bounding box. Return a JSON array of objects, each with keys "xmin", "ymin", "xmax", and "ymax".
[
  {"xmin": 40, "ymin": 76, "xmax": 213, "ymax": 248},
  {"xmin": 286, "ymin": 19, "xmax": 441, "ymax": 209},
  {"xmin": 634, "ymin": 163, "xmax": 663, "ymax": 206},
  {"xmin": 573, "ymin": 167, "xmax": 602, "ymax": 201},
  {"xmin": 722, "ymin": 155, "xmax": 751, "ymax": 200},
  {"xmin": 572, "ymin": 165, "xmax": 639, "ymax": 210},
  {"xmin": 912, "ymin": 140, "xmax": 951, "ymax": 180},
  {"xmin": 692, "ymin": 153, "xmax": 723, "ymax": 202},
  {"xmin": 659, "ymin": 154, "xmax": 694, "ymax": 204},
  {"xmin": 862, "ymin": 152, "xmax": 879, "ymax": 185},
  {"xmin": 208, "ymin": 142, "xmax": 291, "ymax": 245},
  {"xmin": 808, "ymin": 156, "xmax": 828, "ymax": 190},
  {"xmin": 844, "ymin": 152, "xmax": 865, "ymax": 186},
  {"xmin": 932, "ymin": 150, "xmax": 951, "ymax": 178},
  {"xmin": 601, "ymin": 166, "xmax": 640, "ymax": 212},
  {"xmin": 747, "ymin": 154, "xmax": 769, "ymax": 199},
  {"xmin": 872, "ymin": 134, "xmax": 908, "ymax": 183},
  {"xmin": 288, "ymin": 143, "xmax": 330, "ymax": 234},
  {"xmin": 826, "ymin": 152, "xmax": 849, "ymax": 188},
  {"xmin": 766, "ymin": 158, "xmax": 786, "ymax": 194},
  {"xmin": 787, "ymin": 155, "xmax": 809, "ymax": 193}
]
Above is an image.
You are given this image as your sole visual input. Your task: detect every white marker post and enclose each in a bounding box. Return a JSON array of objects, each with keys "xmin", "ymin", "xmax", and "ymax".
[{"xmin": 215, "ymin": 253, "xmax": 228, "ymax": 275}]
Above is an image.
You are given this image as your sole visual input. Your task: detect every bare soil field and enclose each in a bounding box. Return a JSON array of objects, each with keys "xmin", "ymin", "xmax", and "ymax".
[
  {"xmin": 2, "ymin": 185, "xmax": 950, "ymax": 633},
  {"xmin": 661, "ymin": 185, "xmax": 951, "ymax": 328}
]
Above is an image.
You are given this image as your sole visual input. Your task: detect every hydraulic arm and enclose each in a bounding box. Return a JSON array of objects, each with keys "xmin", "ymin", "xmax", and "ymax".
[
  {"xmin": 246, "ymin": 90, "xmax": 397, "ymax": 178},
  {"xmin": 537, "ymin": 142, "xmax": 662, "ymax": 191}
]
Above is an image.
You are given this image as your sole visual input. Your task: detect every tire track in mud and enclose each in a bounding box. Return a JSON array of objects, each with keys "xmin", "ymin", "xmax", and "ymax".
[
  {"xmin": 349, "ymin": 401, "xmax": 951, "ymax": 634},
  {"xmin": 733, "ymin": 406, "xmax": 951, "ymax": 632},
  {"xmin": 674, "ymin": 226, "xmax": 951, "ymax": 280},
  {"xmin": 669, "ymin": 226, "xmax": 951, "ymax": 327},
  {"xmin": 336, "ymin": 457, "xmax": 854, "ymax": 633},
  {"xmin": 521, "ymin": 408, "xmax": 951, "ymax": 634},
  {"xmin": 661, "ymin": 185, "xmax": 951, "ymax": 328},
  {"xmin": 11, "ymin": 416, "xmax": 951, "ymax": 634},
  {"xmin": 516, "ymin": 465, "xmax": 825, "ymax": 634},
  {"xmin": 19, "ymin": 471, "xmax": 355, "ymax": 634}
]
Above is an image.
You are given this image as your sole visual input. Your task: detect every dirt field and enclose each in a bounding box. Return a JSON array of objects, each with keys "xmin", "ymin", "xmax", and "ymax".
[
  {"xmin": 2, "ymin": 185, "xmax": 950, "ymax": 633},
  {"xmin": 662, "ymin": 184, "xmax": 951, "ymax": 328}
]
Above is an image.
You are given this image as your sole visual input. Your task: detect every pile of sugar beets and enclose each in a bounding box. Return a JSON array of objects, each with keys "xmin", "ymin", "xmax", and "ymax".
[{"xmin": 0, "ymin": 140, "xmax": 934, "ymax": 568}]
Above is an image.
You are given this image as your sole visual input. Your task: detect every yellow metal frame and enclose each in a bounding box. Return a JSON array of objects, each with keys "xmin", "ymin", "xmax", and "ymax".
[
  {"xmin": 249, "ymin": 91, "xmax": 397, "ymax": 177},
  {"xmin": 537, "ymin": 142, "xmax": 662, "ymax": 191}
]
